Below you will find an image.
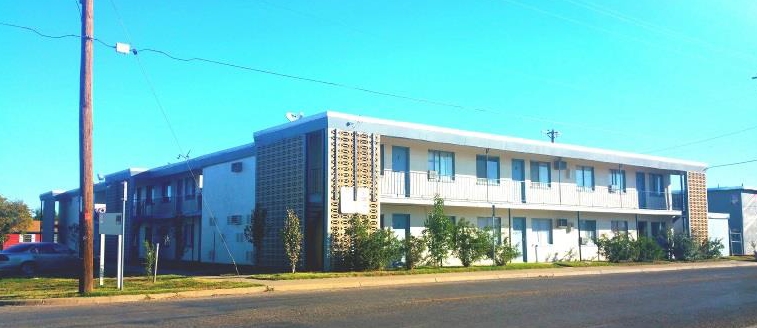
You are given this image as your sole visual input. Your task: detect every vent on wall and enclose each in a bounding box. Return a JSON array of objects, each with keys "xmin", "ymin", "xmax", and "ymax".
[{"xmin": 231, "ymin": 162, "xmax": 243, "ymax": 172}]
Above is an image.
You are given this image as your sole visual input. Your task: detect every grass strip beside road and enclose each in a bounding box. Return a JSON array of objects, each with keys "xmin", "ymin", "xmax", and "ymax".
[
  {"xmin": 250, "ymin": 263, "xmax": 562, "ymax": 280},
  {"xmin": 0, "ymin": 275, "xmax": 261, "ymax": 300}
]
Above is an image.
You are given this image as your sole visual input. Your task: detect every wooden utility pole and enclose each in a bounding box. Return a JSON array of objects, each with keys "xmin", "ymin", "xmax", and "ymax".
[{"xmin": 79, "ymin": 0, "xmax": 94, "ymax": 294}]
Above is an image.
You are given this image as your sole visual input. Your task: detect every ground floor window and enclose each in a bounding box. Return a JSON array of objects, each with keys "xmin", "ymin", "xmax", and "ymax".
[
  {"xmin": 579, "ymin": 220, "xmax": 596, "ymax": 245},
  {"xmin": 611, "ymin": 220, "xmax": 628, "ymax": 235},
  {"xmin": 532, "ymin": 219, "xmax": 553, "ymax": 245}
]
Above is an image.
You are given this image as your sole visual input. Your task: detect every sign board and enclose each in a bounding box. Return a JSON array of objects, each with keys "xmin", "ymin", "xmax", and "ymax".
[
  {"xmin": 339, "ymin": 187, "xmax": 370, "ymax": 215},
  {"xmin": 98, "ymin": 213, "xmax": 123, "ymax": 235}
]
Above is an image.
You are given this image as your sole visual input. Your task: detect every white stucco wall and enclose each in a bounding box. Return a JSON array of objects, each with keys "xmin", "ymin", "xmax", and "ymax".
[{"xmin": 200, "ymin": 155, "xmax": 256, "ymax": 265}]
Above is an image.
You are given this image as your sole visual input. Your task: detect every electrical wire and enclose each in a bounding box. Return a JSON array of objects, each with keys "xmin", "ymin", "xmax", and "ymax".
[
  {"xmin": 707, "ymin": 158, "xmax": 757, "ymax": 170},
  {"xmin": 645, "ymin": 124, "xmax": 757, "ymax": 154},
  {"xmin": 105, "ymin": 0, "xmax": 241, "ymax": 275}
]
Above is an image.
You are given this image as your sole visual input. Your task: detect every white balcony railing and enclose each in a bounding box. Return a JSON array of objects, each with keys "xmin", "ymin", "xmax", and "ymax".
[{"xmin": 380, "ymin": 170, "xmax": 677, "ymax": 211}]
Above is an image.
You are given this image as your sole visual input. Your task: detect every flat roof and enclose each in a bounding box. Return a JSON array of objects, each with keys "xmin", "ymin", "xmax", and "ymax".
[
  {"xmin": 255, "ymin": 111, "xmax": 707, "ymax": 172},
  {"xmin": 708, "ymin": 186, "xmax": 757, "ymax": 193}
]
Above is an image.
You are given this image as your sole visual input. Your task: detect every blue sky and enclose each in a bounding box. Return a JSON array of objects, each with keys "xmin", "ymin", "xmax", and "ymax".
[{"xmin": 1, "ymin": 0, "xmax": 756, "ymax": 208}]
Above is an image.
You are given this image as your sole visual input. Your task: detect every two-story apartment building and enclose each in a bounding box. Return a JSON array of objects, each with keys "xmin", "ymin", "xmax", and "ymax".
[{"xmin": 41, "ymin": 111, "xmax": 709, "ymax": 271}]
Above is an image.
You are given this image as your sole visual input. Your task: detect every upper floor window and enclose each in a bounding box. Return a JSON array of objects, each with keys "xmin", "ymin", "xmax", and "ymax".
[
  {"xmin": 161, "ymin": 183, "xmax": 172, "ymax": 203},
  {"xmin": 650, "ymin": 174, "xmax": 664, "ymax": 196},
  {"xmin": 476, "ymin": 155, "xmax": 500, "ymax": 184},
  {"xmin": 428, "ymin": 150, "xmax": 455, "ymax": 179},
  {"xmin": 530, "ymin": 161, "xmax": 551, "ymax": 187},
  {"xmin": 146, "ymin": 186, "xmax": 155, "ymax": 204},
  {"xmin": 610, "ymin": 169, "xmax": 626, "ymax": 192},
  {"xmin": 576, "ymin": 166, "xmax": 594, "ymax": 190},
  {"xmin": 185, "ymin": 177, "xmax": 196, "ymax": 199}
]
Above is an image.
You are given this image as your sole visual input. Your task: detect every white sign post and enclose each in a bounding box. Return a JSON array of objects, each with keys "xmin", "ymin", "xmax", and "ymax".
[{"xmin": 99, "ymin": 211, "xmax": 125, "ymax": 289}]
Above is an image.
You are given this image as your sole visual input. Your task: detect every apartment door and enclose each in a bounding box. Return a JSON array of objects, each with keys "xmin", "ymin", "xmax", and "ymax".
[
  {"xmin": 392, "ymin": 146, "xmax": 410, "ymax": 197},
  {"xmin": 636, "ymin": 172, "xmax": 647, "ymax": 209},
  {"xmin": 512, "ymin": 159, "xmax": 526, "ymax": 203},
  {"xmin": 512, "ymin": 217, "xmax": 527, "ymax": 262}
]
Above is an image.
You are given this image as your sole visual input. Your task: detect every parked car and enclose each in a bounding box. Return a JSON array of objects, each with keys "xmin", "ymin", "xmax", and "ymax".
[{"xmin": 0, "ymin": 242, "xmax": 79, "ymax": 276}]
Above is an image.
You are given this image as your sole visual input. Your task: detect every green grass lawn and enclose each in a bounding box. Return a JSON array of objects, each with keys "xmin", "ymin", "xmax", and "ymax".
[
  {"xmin": 249, "ymin": 263, "xmax": 559, "ymax": 280},
  {"xmin": 0, "ymin": 275, "xmax": 261, "ymax": 300}
]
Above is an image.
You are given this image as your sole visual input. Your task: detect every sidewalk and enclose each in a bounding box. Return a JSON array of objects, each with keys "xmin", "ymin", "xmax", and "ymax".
[{"xmin": 3, "ymin": 260, "xmax": 755, "ymax": 306}]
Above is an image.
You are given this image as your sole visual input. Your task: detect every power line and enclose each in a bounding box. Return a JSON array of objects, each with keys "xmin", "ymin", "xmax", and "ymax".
[
  {"xmin": 0, "ymin": 22, "xmax": 115, "ymax": 49},
  {"xmin": 644, "ymin": 124, "xmax": 757, "ymax": 154},
  {"xmin": 707, "ymin": 158, "xmax": 757, "ymax": 170}
]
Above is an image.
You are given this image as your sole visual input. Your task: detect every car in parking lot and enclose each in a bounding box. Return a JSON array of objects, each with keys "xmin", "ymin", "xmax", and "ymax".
[{"xmin": 0, "ymin": 242, "xmax": 79, "ymax": 276}]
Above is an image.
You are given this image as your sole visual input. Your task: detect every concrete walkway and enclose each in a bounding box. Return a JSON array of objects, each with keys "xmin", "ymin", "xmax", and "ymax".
[{"xmin": 3, "ymin": 260, "xmax": 755, "ymax": 306}]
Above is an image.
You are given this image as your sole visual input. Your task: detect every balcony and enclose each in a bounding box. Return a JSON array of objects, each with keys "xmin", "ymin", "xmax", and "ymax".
[
  {"xmin": 132, "ymin": 195, "xmax": 202, "ymax": 219},
  {"xmin": 380, "ymin": 170, "xmax": 680, "ymax": 211}
]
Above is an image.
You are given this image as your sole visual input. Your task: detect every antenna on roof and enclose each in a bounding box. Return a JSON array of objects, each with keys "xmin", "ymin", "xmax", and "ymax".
[
  {"xmin": 96, "ymin": 173, "xmax": 105, "ymax": 182},
  {"xmin": 177, "ymin": 150, "xmax": 191, "ymax": 160},
  {"xmin": 285, "ymin": 112, "xmax": 304, "ymax": 122}
]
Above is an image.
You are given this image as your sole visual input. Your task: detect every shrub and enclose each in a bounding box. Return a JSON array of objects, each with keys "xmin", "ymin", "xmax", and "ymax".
[
  {"xmin": 635, "ymin": 236, "xmax": 664, "ymax": 262},
  {"xmin": 452, "ymin": 219, "xmax": 493, "ymax": 267},
  {"xmin": 699, "ymin": 238, "xmax": 724, "ymax": 260},
  {"xmin": 423, "ymin": 195, "xmax": 454, "ymax": 267},
  {"xmin": 492, "ymin": 237, "xmax": 521, "ymax": 266},
  {"xmin": 403, "ymin": 235, "xmax": 426, "ymax": 270},
  {"xmin": 344, "ymin": 215, "xmax": 403, "ymax": 271},
  {"xmin": 671, "ymin": 233, "xmax": 699, "ymax": 261},
  {"xmin": 143, "ymin": 240, "xmax": 156, "ymax": 278},
  {"xmin": 595, "ymin": 233, "xmax": 638, "ymax": 263}
]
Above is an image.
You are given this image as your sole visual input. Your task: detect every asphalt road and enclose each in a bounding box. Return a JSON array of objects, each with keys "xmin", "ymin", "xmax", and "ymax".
[{"xmin": 2, "ymin": 266, "xmax": 756, "ymax": 328}]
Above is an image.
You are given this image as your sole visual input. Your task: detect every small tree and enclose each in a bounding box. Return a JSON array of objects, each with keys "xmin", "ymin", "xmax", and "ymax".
[
  {"xmin": 244, "ymin": 206, "xmax": 268, "ymax": 266},
  {"xmin": 452, "ymin": 219, "xmax": 493, "ymax": 267},
  {"xmin": 143, "ymin": 240, "xmax": 157, "ymax": 278},
  {"xmin": 0, "ymin": 195, "xmax": 33, "ymax": 250},
  {"xmin": 344, "ymin": 215, "xmax": 402, "ymax": 271},
  {"xmin": 492, "ymin": 238, "xmax": 521, "ymax": 266},
  {"xmin": 423, "ymin": 195, "xmax": 453, "ymax": 267},
  {"xmin": 403, "ymin": 235, "xmax": 427, "ymax": 270},
  {"xmin": 281, "ymin": 208, "xmax": 303, "ymax": 274}
]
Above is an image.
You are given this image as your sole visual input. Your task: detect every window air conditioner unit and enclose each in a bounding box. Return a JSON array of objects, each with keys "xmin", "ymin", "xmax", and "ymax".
[
  {"xmin": 428, "ymin": 170, "xmax": 438, "ymax": 180},
  {"xmin": 231, "ymin": 162, "xmax": 243, "ymax": 173}
]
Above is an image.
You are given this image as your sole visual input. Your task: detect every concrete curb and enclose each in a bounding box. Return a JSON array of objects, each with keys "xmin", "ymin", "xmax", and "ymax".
[
  {"xmin": 0, "ymin": 286, "xmax": 268, "ymax": 307},
  {"xmin": 3, "ymin": 261, "xmax": 755, "ymax": 306}
]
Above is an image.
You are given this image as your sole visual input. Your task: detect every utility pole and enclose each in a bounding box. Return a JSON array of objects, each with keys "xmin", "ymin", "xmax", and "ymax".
[
  {"xmin": 543, "ymin": 129, "xmax": 560, "ymax": 143},
  {"xmin": 78, "ymin": 0, "xmax": 94, "ymax": 294}
]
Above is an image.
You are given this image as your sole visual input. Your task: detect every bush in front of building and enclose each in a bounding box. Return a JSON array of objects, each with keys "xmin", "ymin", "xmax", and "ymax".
[
  {"xmin": 403, "ymin": 235, "xmax": 427, "ymax": 270},
  {"xmin": 143, "ymin": 240, "xmax": 157, "ymax": 278},
  {"xmin": 635, "ymin": 236, "xmax": 665, "ymax": 262},
  {"xmin": 423, "ymin": 195, "xmax": 454, "ymax": 267},
  {"xmin": 698, "ymin": 238, "xmax": 724, "ymax": 260},
  {"xmin": 343, "ymin": 215, "xmax": 403, "ymax": 271},
  {"xmin": 491, "ymin": 238, "xmax": 522, "ymax": 266},
  {"xmin": 452, "ymin": 218, "xmax": 493, "ymax": 267},
  {"xmin": 595, "ymin": 233, "xmax": 639, "ymax": 262}
]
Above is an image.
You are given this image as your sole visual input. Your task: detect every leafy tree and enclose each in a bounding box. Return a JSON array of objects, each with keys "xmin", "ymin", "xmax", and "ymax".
[
  {"xmin": 452, "ymin": 219, "xmax": 493, "ymax": 267},
  {"xmin": 143, "ymin": 240, "xmax": 157, "ymax": 278},
  {"xmin": 281, "ymin": 208, "xmax": 303, "ymax": 273},
  {"xmin": 423, "ymin": 195, "xmax": 453, "ymax": 267},
  {"xmin": 403, "ymin": 235, "xmax": 427, "ymax": 270},
  {"xmin": 0, "ymin": 195, "xmax": 33, "ymax": 250},
  {"xmin": 244, "ymin": 205, "xmax": 268, "ymax": 266},
  {"xmin": 492, "ymin": 237, "xmax": 521, "ymax": 266}
]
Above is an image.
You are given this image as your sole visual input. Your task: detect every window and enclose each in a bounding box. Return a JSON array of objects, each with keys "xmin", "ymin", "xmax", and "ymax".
[
  {"xmin": 185, "ymin": 177, "xmax": 196, "ymax": 199},
  {"xmin": 236, "ymin": 233, "xmax": 246, "ymax": 243},
  {"xmin": 227, "ymin": 215, "xmax": 242, "ymax": 225},
  {"xmin": 651, "ymin": 222, "xmax": 667, "ymax": 238},
  {"xmin": 477, "ymin": 217, "xmax": 502, "ymax": 244},
  {"xmin": 22, "ymin": 234, "xmax": 33, "ymax": 243},
  {"xmin": 161, "ymin": 183, "xmax": 172, "ymax": 203},
  {"xmin": 428, "ymin": 150, "xmax": 455, "ymax": 179},
  {"xmin": 650, "ymin": 174, "xmax": 664, "ymax": 196},
  {"xmin": 476, "ymin": 155, "xmax": 500, "ymax": 184},
  {"xmin": 579, "ymin": 220, "xmax": 596, "ymax": 245},
  {"xmin": 530, "ymin": 161, "xmax": 551, "ymax": 187},
  {"xmin": 611, "ymin": 220, "xmax": 628, "ymax": 235},
  {"xmin": 231, "ymin": 162, "xmax": 243, "ymax": 173},
  {"xmin": 146, "ymin": 186, "xmax": 155, "ymax": 204},
  {"xmin": 576, "ymin": 166, "xmax": 594, "ymax": 190},
  {"xmin": 610, "ymin": 169, "xmax": 626, "ymax": 192},
  {"xmin": 638, "ymin": 221, "xmax": 648, "ymax": 238},
  {"xmin": 532, "ymin": 219, "xmax": 553, "ymax": 244}
]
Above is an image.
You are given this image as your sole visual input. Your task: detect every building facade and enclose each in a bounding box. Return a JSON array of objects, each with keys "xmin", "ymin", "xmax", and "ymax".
[
  {"xmin": 41, "ymin": 111, "xmax": 710, "ymax": 270},
  {"xmin": 708, "ymin": 187, "xmax": 757, "ymax": 255}
]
